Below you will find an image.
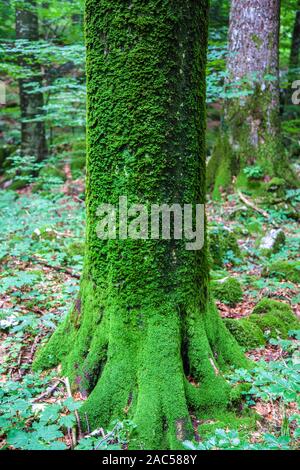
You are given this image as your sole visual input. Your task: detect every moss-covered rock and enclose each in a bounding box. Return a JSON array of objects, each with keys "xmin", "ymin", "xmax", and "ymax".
[
  {"xmin": 252, "ymin": 298, "xmax": 293, "ymax": 316},
  {"xmin": 224, "ymin": 318, "xmax": 265, "ymax": 349},
  {"xmin": 249, "ymin": 298, "xmax": 299, "ymax": 339},
  {"xmin": 249, "ymin": 313, "xmax": 288, "ymax": 339},
  {"xmin": 208, "ymin": 226, "xmax": 242, "ymax": 267},
  {"xmin": 263, "ymin": 260, "xmax": 300, "ymax": 283},
  {"xmin": 211, "ymin": 277, "xmax": 243, "ymax": 306},
  {"xmin": 224, "ymin": 298, "xmax": 299, "ymax": 348},
  {"xmin": 258, "ymin": 229, "xmax": 285, "ymax": 256}
]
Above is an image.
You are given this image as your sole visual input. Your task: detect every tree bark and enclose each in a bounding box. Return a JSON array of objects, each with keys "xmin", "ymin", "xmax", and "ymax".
[
  {"xmin": 16, "ymin": 0, "xmax": 47, "ymax": 163},
  {"xmin": 207, "ymin": 0, "xmax": 295, "ymax": 199},
  {"xmin": 34, "ymin": 0, "xmax": 247, "ymax": 449},
  {"xmin": 289, "ymin": 1, "xmax": 300, "ymax": 72}
]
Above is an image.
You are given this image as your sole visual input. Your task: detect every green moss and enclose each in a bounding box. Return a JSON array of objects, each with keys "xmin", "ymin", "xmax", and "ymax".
[
  {"xmin": 249, "ymin": 313, "xmax": 288, "ymax": 339},
  {"xmin": 249, "ymin": 298, "xmax": 299, "ymax": 339},
  {"xmin": 211, "ymin": 277, "xmax": 243, "ymax": 306},
  {"xmin": 251, "ymin": 34, "xmax": 263, "ymax": 48},
  {"xmin": 33, "ymin": 0, "xmax": 249, "ymax": 450},
  {"xmin": 207, "ymin": 134, "xmax": 233, "ymax": 200},
  {"xmin": 265, "ymin": 177, "xmax": 285, "ymax": 192},
  {"xmin": 208, "ymin": 226, "xmax": 241, "ymax": 268},
  {"xmin": 224, "ymin": 299, "xmax": 300, "ymax": 346},
  {"xmin": 252, "ymin": 298, "xmax": 293, "ymax": 316},
  {"xmin": 263, "ymin": 261, "xmax": 300, "ymax": 283},
  {"xmin": 224, "ymin": 318, "xmax": 265, "ymax": 349},
  {"xmin": 222, "ymin": 82, "xmax": 299, "ymax": 193},
  {"xmin": 197, "ymin": 409, "xmax": 257, "ymax": 440}
]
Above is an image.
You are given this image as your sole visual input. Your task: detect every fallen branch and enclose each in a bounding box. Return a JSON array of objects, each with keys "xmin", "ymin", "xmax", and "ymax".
[
  {"xmin": 94, "ymin": 423, "xmax": 120, "ymax": 450},
  {"xmin": 237, "ymin": 190, "xmax": 271, "ymax": 220},
  {"xmin": 31, "ymin": 255, "xmax": 80, "ymax": 279},
  {"xmin": 86, "ymin": 427, "xmax": 106, "ymax": 439},
  {"xmin": 32, "ymin": 379, "xmax": 62, "ymax": 403},
  {"xmin": 64, "ymin": 377, "xmax": 82, "ymax": 445},
  {"xmin": 29, "ymin": 334, "xmax": 42, "ymax": 362}
]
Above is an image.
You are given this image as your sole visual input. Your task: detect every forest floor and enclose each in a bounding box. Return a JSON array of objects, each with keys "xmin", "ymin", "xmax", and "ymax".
[{"xmin": 0, "ymin": 174, "xmax": 299, "ymax": 450}]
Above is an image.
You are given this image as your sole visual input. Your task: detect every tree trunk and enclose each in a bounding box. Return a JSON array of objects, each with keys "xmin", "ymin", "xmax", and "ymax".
[
  {"xmin": 34, "ymin": 0, "xmax": 247, "ymax": 450},
  {"xmin": 16, "ymin": 0, "xmax": 47, "ymax": 163},
  {"xmin": 289, "ymin": 1, "xmax": 300, "ymax": 73},
  {"xmin": 284, "ymin": 1, "xmax": 300, "ymax": 115},
  {"xmin": 207, "ymin": 0, "xmax": 295, "ymax": 199}
]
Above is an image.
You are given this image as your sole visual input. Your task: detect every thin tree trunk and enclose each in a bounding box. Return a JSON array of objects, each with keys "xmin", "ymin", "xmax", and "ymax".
[
  {"xmin": 34, "ymin": 0, "xmax": 247, "ymax": 449},
  {"xmin": 16, "ymin": 0, "xmax": 47, "ymax": 163},
  {"xmin": 284, "ymin": 2, "xmax": 300, "ymax": 113},
  {"xmin": 289, "ymin": 2, "xmax": 300, "ymax": 72},
  {"xmin": 207, "ymin": 0, "xmax": 295, "ymax": 199}
]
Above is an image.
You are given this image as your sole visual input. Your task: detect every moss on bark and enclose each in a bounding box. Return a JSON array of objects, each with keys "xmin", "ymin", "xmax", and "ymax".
[{"xmin": 34, "ymin": 0, "xmax": 248, "ymax": 449}]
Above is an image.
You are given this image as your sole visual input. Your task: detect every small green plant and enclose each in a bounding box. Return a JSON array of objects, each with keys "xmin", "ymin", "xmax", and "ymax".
[
  {"xmin": 184, "ymin": 429, "xmax": 291, "ymax": 450},
  {"xmin": 0, "ymin": 370, "xmax": 81, "ymax": 450},
  {"xmin": 243, "ymin": 165, "xmax": 264, "ymax": 180}
]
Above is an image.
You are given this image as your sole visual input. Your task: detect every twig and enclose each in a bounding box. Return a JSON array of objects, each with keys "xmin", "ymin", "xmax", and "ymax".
[
  {"xmin": 94, "ymin": 423, "xmax": 119, "ymax": 450},
  {"xmin": 31, "ymin": 255, "xmax": 80, "ymax": 279},
  {"xmin": 85, "ymin": 413, "xmax": 91, "ymax": 435},
  {"xmin": 86, "ymin": 427, "xmax": 106, "ymax": 439},
  {"xmin": 29, "ymin": 334, "xmax": 41, "ymax": 362},
  {"xmin": 64, "ymin": 377, "xmax": 82, "ymax": 445},
  {"xmin": 237, "ymin": 190, "xmax": 271, "ymax": 220},
  {"xmin": 32, "ymin": 379, "xmax": 62, "ymax": 403}
]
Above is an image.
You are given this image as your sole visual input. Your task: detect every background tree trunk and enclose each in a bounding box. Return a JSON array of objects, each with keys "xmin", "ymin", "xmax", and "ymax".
[
  {"xmin": 34, "ymin": 0, "xmax": 247, "ymax": 449},
  {"xmin": 16, "ymin": 0, "xmax": 47, "ymax": 163},
  {"xmin": 289, "ymin": 1, "xmax": 300, "ymax": 72},
  {"xmin": 207, "ymin": 0, "xmax": 295, "ymax": 199}
]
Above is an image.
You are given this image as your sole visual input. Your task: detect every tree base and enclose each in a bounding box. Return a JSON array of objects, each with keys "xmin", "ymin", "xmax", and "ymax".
[
  {"xmin": 33, "ymin": 278, "xmax": 250, "ymax": 449},
  {"xmin": 207, "ymin": 132, "xmax": 299, "ymax": 201}
]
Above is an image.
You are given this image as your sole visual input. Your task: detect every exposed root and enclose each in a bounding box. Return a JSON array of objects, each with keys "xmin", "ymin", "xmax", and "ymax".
[{"xmin": 33, "ymin": 281, "xmax": 250, "ymax": 449}]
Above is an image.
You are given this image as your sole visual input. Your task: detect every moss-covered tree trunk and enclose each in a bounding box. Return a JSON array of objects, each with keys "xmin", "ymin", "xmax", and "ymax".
[
  {"xmin": 208, "ymin": 0, "xmax": 295, "ymax": 199},
  {"xmin": 34, "ymin": 0, "xmax": 247, "ymax": 449},
  {"xmin": 289, "ymin": 1, "xmax": 300, "ymax": 74},
  {"xmin": 284, "ymin": 1, "xmax": 300, "ymax": 118},
  {"xmin": 16, "ymin": 0, "xmax": 47, "ymax": 163}
]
